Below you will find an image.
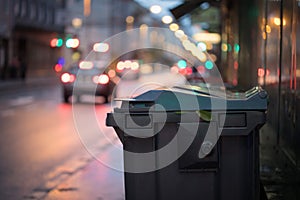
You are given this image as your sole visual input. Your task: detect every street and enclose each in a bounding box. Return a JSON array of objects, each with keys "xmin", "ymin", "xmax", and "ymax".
[
  {"xmin": 0, "ymin": 75, "xmax": 122, "ymax": 199},
  {"xmin": 0, "ymin": 71, "xmax": 186, "ymax": 199}
]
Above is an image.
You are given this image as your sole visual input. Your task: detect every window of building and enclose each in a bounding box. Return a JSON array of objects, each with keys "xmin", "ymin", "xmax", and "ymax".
[
  {"xmin": 38, "ymin": 3, "xmax": 46, "ymax": 22},
  {"xmin": 20, "ymin": 0, "xmax": 28, "ymax": 18},
  {"xmin": 14, "ymin": 0, "xmax": 21, "ymax": 17},
  {"xmin": 30, "ymin": 2, "xmax": 36, "ymax": 19}
]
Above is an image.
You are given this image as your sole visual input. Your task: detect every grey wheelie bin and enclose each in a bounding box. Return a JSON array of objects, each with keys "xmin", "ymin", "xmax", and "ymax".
[{"xmin": 106, "ymin": 86, "xmax": 268, "ymax": 200}]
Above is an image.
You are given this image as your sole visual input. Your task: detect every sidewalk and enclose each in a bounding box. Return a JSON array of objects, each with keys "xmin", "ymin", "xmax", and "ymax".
[
  {"xmin": 260, "ymin": 124, "xmax": 300, "ymax": 200},
  {"xmin": 0, "ymin": 69, "xmax": 59, "ymax": 92}
]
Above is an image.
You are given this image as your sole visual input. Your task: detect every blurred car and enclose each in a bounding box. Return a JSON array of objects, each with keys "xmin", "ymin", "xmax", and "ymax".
[
  {"xmin": 116, "ymin": 60, "xmax": 140, "ymax": 80},
  {"xmin": 60, "ymin": 61, "xmax": 115, "ymax": 103}
]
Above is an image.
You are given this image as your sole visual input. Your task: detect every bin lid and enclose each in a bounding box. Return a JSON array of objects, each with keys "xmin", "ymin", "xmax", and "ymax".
[{"xmin": 116, "ymin": 86, "xmax": 268, "ymax": 112}]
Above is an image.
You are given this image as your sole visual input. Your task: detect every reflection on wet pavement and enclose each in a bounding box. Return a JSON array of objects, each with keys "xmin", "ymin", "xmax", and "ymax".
[{"xmin": 260, "ymin": 124, "xmax": 300, "ymax": 200}]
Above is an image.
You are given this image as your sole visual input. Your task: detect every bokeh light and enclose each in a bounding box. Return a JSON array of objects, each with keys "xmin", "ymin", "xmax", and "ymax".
[
  {"xmin": 126, "ymin": 16, "xmax": 134, "ymax": 24},
  {"xmin": 162, "ymin": 16, "xmax": 173, "ymax": 24},
  {"xmin": 150, "ymin": 5, "xmax": 162, "ymax": 14},
  {"xmin": 169, "ymin": 23, "xmax": 179, "ymax": 31}
]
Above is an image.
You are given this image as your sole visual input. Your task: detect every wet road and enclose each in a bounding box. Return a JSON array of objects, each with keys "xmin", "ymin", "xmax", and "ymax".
[
  {"xmin": 0, "ymin": 71, "xmax": 186, "ymax": 199},
  {"xmin": 0, "ymin": 77, "xmax": 118, "ymax": 199}
]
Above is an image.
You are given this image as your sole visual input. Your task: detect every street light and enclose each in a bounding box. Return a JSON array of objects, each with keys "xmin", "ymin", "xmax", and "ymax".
[
  {"xmin": 126, "ymin": 16, "xmax": 134, "ymax": 30},
  {"xmin": 72, "ymin": 18, "xmax": 82, "ymax": 29},
  {"xmin": 150, "ymin": 5, "xmax": 162, "ymax": 14},
  {"xmin": 84, "ymin": 0, "xmax": 91, "ymax": 17},
  {"xmin": 169, "ymin": 23, "xmax": 179, "ymax": 31},
  {"xmin": 126, "ymin": 16, "xmax": 134, "ymax": 24},
  {"xmin": 273, "ymin": 17, "xmax": 286, "ymax": 26},
  {"xmin": 162, "ymin": 15, "xmax": 173, "ymax": 24}
]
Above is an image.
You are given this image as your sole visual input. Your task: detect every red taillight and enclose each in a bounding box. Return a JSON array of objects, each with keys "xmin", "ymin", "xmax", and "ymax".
[
  {"xmin": 186, "ymin": 67, "xmax": 193, "ymax": 76},
  {"xmin": 61, "ymin": 73, "xmax": 75, "ymax": 83},
  {"xmin": 54, "ymin": 64, "xmax": 63, "ymax": 72},
  {"xmin": 93, "ymin": 74, "xmax": 109, "ymax": 84}
]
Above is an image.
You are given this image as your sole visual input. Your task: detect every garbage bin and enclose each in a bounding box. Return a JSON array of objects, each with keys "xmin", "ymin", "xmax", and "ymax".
[{"xmin": 106, "ymin": 86, "xmax": 268, "ymax": 200}]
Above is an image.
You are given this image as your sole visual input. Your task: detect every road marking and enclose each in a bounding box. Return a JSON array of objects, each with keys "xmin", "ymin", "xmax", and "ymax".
[{"xmin": 9, "ymin": 96, "xmax": 34, "ymax": 106}]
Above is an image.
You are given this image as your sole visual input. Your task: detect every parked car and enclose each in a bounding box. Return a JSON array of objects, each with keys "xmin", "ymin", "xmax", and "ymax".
[{"xmin": 60, "ymin": 61, "xmax": 115, "ymax": 103}]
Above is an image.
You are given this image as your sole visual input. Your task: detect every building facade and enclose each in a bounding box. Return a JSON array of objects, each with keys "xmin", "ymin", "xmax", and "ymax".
[
  {"xmin": 0, "ymin": 0, "xmax": 66, "ymax": 80},
  {"xmin": 63, "ymin": 0, "xmax": 154, "ymax": 67}
]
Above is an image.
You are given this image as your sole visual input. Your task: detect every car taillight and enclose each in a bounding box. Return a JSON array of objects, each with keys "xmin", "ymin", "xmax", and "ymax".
[
  {"xmin": 93, "ymin": 74, "xmax": 109, "ymax": 84},
  {"xmin": 61, "ymin": 73, "xmax": 76, "ymax": 83},
  {"xmin": 54, "ymin": 64, "xmax": 63, "ymax": 72}
]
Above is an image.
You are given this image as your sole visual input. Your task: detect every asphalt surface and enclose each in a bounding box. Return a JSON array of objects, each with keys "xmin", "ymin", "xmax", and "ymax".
[{"xmin": 0, "ymin": 75, "xmax": 125, "ymax": 200}]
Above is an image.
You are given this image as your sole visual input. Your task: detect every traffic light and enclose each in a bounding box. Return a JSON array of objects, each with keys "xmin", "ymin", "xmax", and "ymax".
[
  {"xmin": 72, "ymin": 50, "xmax": 82, "ymax": 62},
  {"xmin": 177, "ymin": 59, "xmax": 187, "ymax": 69},
  {"xmin": 50, "ymin": 35, "xmax": 80, "ymax": 49},
  {"xmin": 50, "ymin": 38, "xmax": 63, "ymax": 48},
  {"xmin": 205, "ymin": 60, "xmax": 214, "ymax": 70}
]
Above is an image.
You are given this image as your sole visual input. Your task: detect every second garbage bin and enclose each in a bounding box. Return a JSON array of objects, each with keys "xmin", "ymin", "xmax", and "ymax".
[{"xmin": 106, "ymin": 86, "xmax": 268, "ymax": 200}]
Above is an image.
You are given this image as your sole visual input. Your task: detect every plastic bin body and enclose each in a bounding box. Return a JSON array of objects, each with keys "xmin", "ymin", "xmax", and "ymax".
[{"xmin": 106, "ymin": 86, "xmax": 267, "ymax": 200}]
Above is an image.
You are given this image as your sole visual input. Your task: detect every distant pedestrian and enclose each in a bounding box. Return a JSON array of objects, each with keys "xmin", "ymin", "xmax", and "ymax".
[
  {"xmin": 9, "ymin": 56, "xmax": 20, "ymax": 79},
  {"xmin": 20, "ymin": 59, "xmax": 27, "ymax": 81}
]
